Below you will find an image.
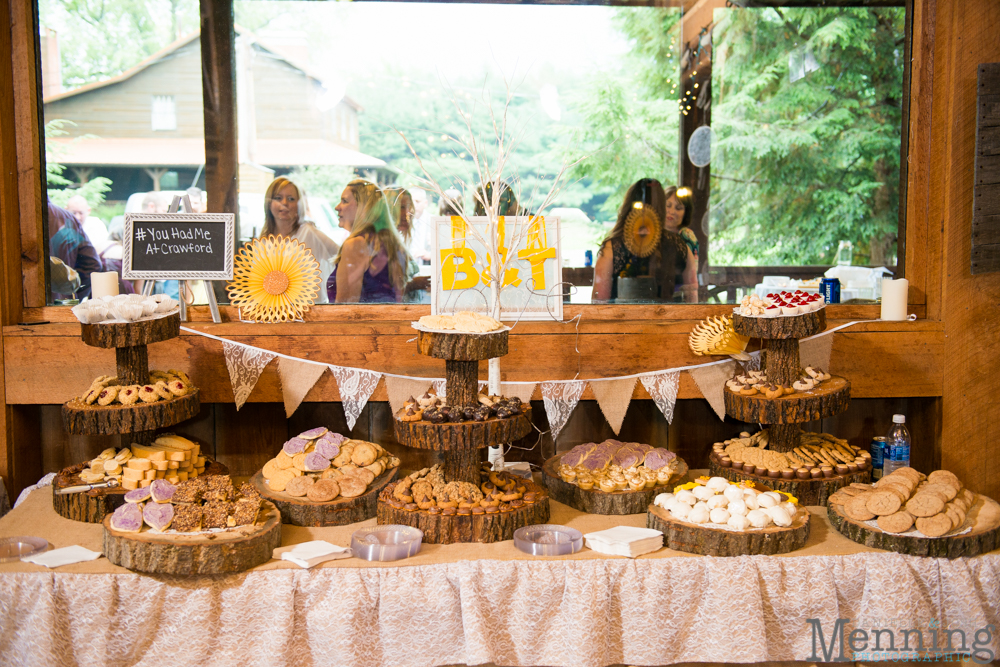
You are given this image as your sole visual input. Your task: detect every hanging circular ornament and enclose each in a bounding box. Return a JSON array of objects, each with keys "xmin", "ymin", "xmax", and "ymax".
[
  {"xmin": 227, "ymin": 236, "xmax": 320, "ymax": 323},
  {"xmin": 688, "ymin": 125, "xmax": 714, "ymax": 168},
  {"xmin": 622, "ymin": 205, "xmax": 662, "ymax": 258}
]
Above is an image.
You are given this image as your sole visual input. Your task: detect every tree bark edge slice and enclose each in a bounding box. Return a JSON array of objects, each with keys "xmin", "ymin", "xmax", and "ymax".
[
  {"xmin": 708, "ymin": 455, "xmax": 870, "ymax": 506},
  {"xmin": 646, "ymin": 504, "xmax": 811, "ymax": 557},
  {"xmin": 81, "ymin": 313, "xmax": 181, "ymax": 348},
  {"xmin": 393, "ymin": 409, "xmax": 531, "ymax": 450},
  {"xmin": 250, "ymin": 467, "xmax": 398, "ymax": 527},
  {"xmin": 724, "ymin": 377, "xmax": 851, "ymax": 424},
  {"xmin": 417, "ymin": 329, "xmax": 507, "ymax": 360},
  {"xmin": 541, "ymin": 453, "xmax": 689, "ymax": 515},
  {"xmin": 62, "ymin": 389, "xmax": 201, "ymax": 436},
  {"xmin": 732, "ymin": 309, "xmax": 826, "ymax": 340}
]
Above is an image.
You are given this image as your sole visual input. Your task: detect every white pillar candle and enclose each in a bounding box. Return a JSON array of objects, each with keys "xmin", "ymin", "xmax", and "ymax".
[
  {"xmin": 91, "ymin": 271, "xmax": 120, "ymax": 299},
  {"xmin": 880, "ymin": 278, "xmax": 908, "ymax": 321}
]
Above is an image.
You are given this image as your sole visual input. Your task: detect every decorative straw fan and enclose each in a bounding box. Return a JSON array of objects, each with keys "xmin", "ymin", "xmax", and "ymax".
[
  {"xmin": 688, "ymin": 315, "xmax": 750, "ymax": 356},
  {"xmin": 622, "ymin": 205, "xmax": 662, "ymax": 258},
  {"xmin": 228, "ymin": 236, "xmax": 320, "ymax": 323}
]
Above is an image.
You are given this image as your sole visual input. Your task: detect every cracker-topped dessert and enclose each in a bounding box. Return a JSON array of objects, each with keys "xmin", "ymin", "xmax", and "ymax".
[{"xmin": 260, "ymin": 427, "xmax": 400, "ymax": 501}]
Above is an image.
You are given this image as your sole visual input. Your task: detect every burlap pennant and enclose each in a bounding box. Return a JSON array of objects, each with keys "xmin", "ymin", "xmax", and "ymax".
[
  {"xmin": 540, "ymin": 380, "xmax": 586, "ymax": 443},
  {"xmin": 384, "ymin": 376, "xmax": 433, "ymax": 415},
  {"xmin": 432, "ymin": 379, "xmax": 487, "ymax": 400},
  {"xmin": 688, "ymin": 360, "xmax": 736, "ymax": 421},
  {"xmin": 501, "ymin": 382, "xmax": 537, "ymax": 404},
  {"xmin": 277, "ymin": 358, "xmax": 328, "ymax": 418},
  {"xmin": 800, "ymin": 334, "xmax": 835, "ymax": 373},
  {"xmin": 640, "ymin": 371, "xmax": 681, "ymax": 424},
  {"xmin": 329, "ymin": 365, "xmax": 382, "ymax": 431},
  {"xmin": 590, "ymin": 377, "xmax": 637, "ymax": 435},
  {"xmin": 222, "ymin": 340, "xmax": 276, "ymax": 410}
]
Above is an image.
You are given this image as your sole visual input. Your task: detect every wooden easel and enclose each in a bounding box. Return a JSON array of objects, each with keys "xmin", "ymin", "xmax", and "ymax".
[{"xmin": 140, "ymin": 195, "xmax": 222, "ymax": 323}]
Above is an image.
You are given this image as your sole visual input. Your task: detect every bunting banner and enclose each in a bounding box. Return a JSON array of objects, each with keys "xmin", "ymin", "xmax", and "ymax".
[
  {"xmin": 222, "ymin": 340, "xmax": 276, "ymax": 410},
  {"xmin": 277, "ymin": 357, "xmax": 329, "ymax": 418},
  {"xmin": 501, "ymin": 382, "xmax": 537, "ymax": 405},
  {"xmin": 384, "ymin": 376, "xmax": 434, "ymax": 415},
  {"xmin": 540, "ymin": 380, "xmax": 586, "ymax": 443},
  {"xmin": 640, "ymin": 371, "xmax": 681, "ymax": 425},
  {"xmin": 688, "ymin": 360, "xmax": 737, "ymax": 421},
  {"xmin": 329, "ymin": 365, "xmax": 382, "ymax": 431},
  {"xmin": 590, "ymin": 376, "xmax": 638, "ymax": 436},
  {"xmin": 800, "ymin": 332, "xmax": 835, "ymax": 373},
  {"xmin": 431, "ymin": 379, "xmax": 488, "ymax": 400}
]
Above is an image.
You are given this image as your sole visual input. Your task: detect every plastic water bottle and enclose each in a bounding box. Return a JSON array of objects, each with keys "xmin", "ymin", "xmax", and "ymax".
[{"xmin": 883, "ymin": 414, "xmax": 911, "ymax": 475}]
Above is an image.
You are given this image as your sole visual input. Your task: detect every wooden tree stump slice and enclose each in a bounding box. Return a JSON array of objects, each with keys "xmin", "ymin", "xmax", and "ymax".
[
  {"xmin": 376, "ymin": 480, "xmax": 550, "ymax": 544},
  {"xmin": 828, "ymin": 495, "xmax": 1000, "ymax": 559},
  {"xmin": 53, "ymin": 457, "xmax": 229, "ymax": 524},
  {"xmin": 762, "ymin": 338, "xmax": 801, "ymax": 387},
  {"xmin": 81, "ymin": 313, "xmax": 180, "ymax": 348},
  {"xmin": 541, "ymin": 453, "xmax": 689, "ymax": 515},
  {"xmin": 446, "ymin": 359, "xmax": 480, "ymax": 408},
  {"xmin": 732, "ymin": 309, "xmax": 826, "ymax": 340},
  {"xmin": 393, "ymin": 408, "xmax": 532, "ymax": 450},
  {"xmin": 443, "ymin": 448, "xmax": 485, "ymax": 485},
  {"xmin": 250, "ymin": 466, "xmax": 399, "ymax": 527},
  {"xmin": 116, "ymin": 344, "xmax": 149, "ymax": 387},
  {"xmin": 63, "ymin": 389, "xmax": 201, "ymax": 435},
  {"xmin": 708, "ymin": 454, "xmax": 870, "ymax": 506},
  {"xmin": 647, "ymin": 503, "xmax": 811, "ymax": 557},
  {"xmin": 103, "ymin": 500, "xmax": 282, "ymax": 574},
  {"xmin": 416, "ymin": 329, "xmax": 508, "ymax": 360},
  {"xmin": 725, "ymin": 376, "xmax": 851, "ymax": 425}
]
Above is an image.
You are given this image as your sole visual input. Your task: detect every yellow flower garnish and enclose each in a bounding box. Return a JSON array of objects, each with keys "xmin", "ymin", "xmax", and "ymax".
[{"xmin": 673, "ymin": 481, "xmax": 700, "ymax": 493}]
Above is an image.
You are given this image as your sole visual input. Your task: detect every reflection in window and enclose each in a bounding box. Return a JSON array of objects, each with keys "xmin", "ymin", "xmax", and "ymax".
[{"xmin": 151, "ymin": 95, "xmax": 177, "ymax": 131}]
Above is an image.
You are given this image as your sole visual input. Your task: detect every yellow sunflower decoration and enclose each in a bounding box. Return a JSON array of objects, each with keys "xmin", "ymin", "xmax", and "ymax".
[
  {"xmin": 227, "ymin": 236, "xmax": 320, "ymax": 323},
  {"xmin": 622, "ymin": 203, "xmax": 662, "ymax": 258}
]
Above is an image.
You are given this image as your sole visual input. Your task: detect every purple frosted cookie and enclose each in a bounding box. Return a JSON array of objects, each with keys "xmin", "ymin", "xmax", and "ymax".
[
  {"xmin": 143, "ymin": 502, "xmax": 174, "ymax": 531},
  {"xmin": 643, "ymin": 448, "xmax": 677, "ymax": 470},
  {"xmin": 304, "ymin": 451, "xmax": 331, "ymax": 472},
  {"xmin": 298, "ymin": 427, "xmax": 329, "ymax": 440},
  {"xmin": 149, "ymin": 479, "xmax": 177, "ymax": 504},
  {"xmin": 282, "ymin": 437, "xmax": 310, "ymax": 456},
  {"xmin": 314, "ymin": 439, "xmax": 340, "ymax": 459},
  {"xmin": 110, "ymin": 503, "xmax": 143, "ymax": 532},
  {"xmin": 124, "ymin": 486, "xmax": 152, "ymax": 503}
]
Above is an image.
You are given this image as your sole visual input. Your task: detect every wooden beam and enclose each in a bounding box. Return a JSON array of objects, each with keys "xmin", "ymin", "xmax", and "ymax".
[{"xmin": 200, "ymin": 0, "xmax": 238, "ymax": 225}]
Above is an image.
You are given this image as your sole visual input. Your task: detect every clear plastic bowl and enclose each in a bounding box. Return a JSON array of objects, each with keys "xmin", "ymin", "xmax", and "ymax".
[
  {"xmin": 513, "ymin": 524, "xmax": 584, "ymax": 556},
  {"xmin": 0, "ymin": 536, "xmax": 49, "ymax": 563},
  {"xmin": 351, "ymin": 525, "xmax": 423, "ymax": 562}
]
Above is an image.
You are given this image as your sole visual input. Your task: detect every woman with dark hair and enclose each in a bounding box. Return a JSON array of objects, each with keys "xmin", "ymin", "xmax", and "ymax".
[
  {"xmin": 262, "ymin": 177, "xmax": 340, "ymax": 303},
  {"xmin": 327, "ymin": 179, "xmax": 411, "ymax": 303}
]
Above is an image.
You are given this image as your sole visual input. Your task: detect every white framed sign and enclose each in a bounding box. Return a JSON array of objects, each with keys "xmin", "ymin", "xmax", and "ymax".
[
  {"xmin": 123, "ymin": 212, "xmax": 235, "ymax": 280},
  {"xmin": 431, "ymin": 215, "xmax": 562, "ymax": 321}
]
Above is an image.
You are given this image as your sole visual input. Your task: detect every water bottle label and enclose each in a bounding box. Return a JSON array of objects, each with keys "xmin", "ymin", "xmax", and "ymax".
[{"xmin": 888, "ymin": 443, "xmax": 910, "ymax": 462}]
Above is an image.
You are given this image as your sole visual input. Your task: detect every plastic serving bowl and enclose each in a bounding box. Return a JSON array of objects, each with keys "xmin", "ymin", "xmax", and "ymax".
[
  {"xmin": 0, "ymin": 536, "xmax": 49, "ymax": 563},
  {"xmin": 351, "ymin": 525, "xmax": 423, "ymax": 562},
  {"xmin": 513, "ymin": 524, "xmax": 584, "ymax": 556}
]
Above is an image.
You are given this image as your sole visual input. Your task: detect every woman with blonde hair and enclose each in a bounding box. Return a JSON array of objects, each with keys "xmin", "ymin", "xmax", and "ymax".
[
  {"xmin": 384, "ymin": 186, "xmax": 431, "ymax": 302},
  {"xmin": 327, "ymin": 179, "xmax": 411, "ymax": 303},
  {"xmin": 262, "ymin": 176, "xmax": 340, "ymax": 303}
]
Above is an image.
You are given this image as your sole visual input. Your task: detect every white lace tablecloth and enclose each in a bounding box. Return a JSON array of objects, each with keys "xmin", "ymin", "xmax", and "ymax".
[{"xmin": 1, "ymin": 487, "xmax": 999, "ymax": 667}]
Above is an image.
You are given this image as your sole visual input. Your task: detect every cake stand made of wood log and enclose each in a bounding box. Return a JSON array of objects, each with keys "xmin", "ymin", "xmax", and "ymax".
[
  {"xmin": 377, "ymin": 479, "xmax": 551, "ymax": 544},
  {"xmin": 708, "ymin": 450, "xmax": 869, "ymax": 506},
  {"xmin": 730, "ymin": 309, "xmax": 850, "ymax": 453},
  {"xmin": 646, "ymin": 502, "xmax": 811, "ymax": 557},
  {"xmin": 102, "ymin": 500, "xmax": 282, "ymax": 575},
  {"xmin": 52, "ymin": 457, "xmax": 229, "ymax": 524},
  {"xmin": 541, "ymin": 453, "xmax": 689, "ymax": 515},
  {"xmin": 250, "ymin": 466, "xmax": 399, "ymax": 527},
  {"xmin": 827, "ymin": 494, "xmax": 1000, "ymax": 559}
]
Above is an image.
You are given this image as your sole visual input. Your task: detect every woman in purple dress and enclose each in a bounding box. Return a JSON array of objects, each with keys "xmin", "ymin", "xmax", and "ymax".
[{"xmin": 327, "ymin": 179, "xmax": 410, "ymax": 303}]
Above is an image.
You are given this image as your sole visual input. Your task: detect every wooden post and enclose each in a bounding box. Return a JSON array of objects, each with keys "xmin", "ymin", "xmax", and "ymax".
[{"xmin": 200, "ymin": 0, "xmax": 238, "ymax": 235}]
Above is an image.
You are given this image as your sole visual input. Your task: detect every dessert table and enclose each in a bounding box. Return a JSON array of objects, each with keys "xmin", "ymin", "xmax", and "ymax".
[{"xmin": 1, "ymin": 481, "xmax": 998, "ymax": 667}]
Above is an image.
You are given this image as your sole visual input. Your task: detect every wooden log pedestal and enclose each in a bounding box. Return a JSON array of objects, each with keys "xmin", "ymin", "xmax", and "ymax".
[
  {"xmin": 708, "ymin": 452, "xmax": 869, "ymax": 507},
  {"xmin": 102, "ymin": 500, "xmax": 282, "ymax": 575},
  {"xmin": 62, "ymin": 390, "xmax": 201, "ymax": 437},
  {"xmin": 377, "ymin": 480, "xmax": 550, "ymax": 544},
  {"xmin": 52, "ymin": 457, "xmax": 229, "ymax": 524},
  {"xmin": 541, "ymin": 453, "xmax": 689, "ymax": 515},
  {"xmin": 250, "ymin": 466, "xmax": 399, "ymax": 527},
  {"xmin": 827, "ymin": 494, "xmax": 1000, "ymax": 559},
  {"xmin": 646, "ymin": 501, "xmax": 811, "ymax": 557},
  {"xmin": 724, "ymin": 377, "xmax": 851, "ymax": 424}
]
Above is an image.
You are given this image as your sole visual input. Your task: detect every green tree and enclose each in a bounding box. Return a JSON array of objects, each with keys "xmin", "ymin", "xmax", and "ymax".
[{"xmin": 45, "ymin": 119, "xmax": 111, "ymax": 206}]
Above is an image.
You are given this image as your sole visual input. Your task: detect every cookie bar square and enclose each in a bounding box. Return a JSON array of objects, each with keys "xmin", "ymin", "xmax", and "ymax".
[
  {"xmin": 231, "ymin": 499, "xmax": 260, "ymax": 526},
  {"xmin": 172, "ymin": 505, "xmax": 204, "ymax": 532},
  {"xmin": 202, "ymin": 501, "xmax": 232, "ymax": 529},
  {"xmin": 172, "ymin": 478, "xmax": 206, "ymax": 504},
  {"xmin": 238, "ymin": 481, "xmax": 261, "ymax": 504}
]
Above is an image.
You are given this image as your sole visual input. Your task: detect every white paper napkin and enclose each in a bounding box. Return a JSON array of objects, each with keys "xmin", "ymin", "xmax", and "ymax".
[
  {"xmin": 273, "ymin": 540, "xmax": 351, "ymax": 569},
  {"xmin": 584, "ymin": 526, "xmax": 663, "ymax": 558},
  {"xmin": 22, "ymin": 545, "xmax": 103, "ymax": 568}
]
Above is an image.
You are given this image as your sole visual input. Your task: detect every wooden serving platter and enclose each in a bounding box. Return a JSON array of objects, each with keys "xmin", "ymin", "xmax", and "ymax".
[
  {"xmin": 646, "ymin": 502, "xmax": 811, "ymax": 557},
  {"xmin": 541, "ymin": 453, "xmax": 689, "ymax": 515},
  {"xmin": 52, "ymin": 457, "xmax": 229, "ymax": 523},
  {"xmin": 393, "ymin": 409, "xmax": 532, "ymax": 450},
  {"xmin": 828, "ymin": 494, "xmax": 1000, "ymax": 559},
  {"xmin": 709, "ymin": 453, "xmax": 869, "ymax": 506},
  {"xmin": 724, "ymin": 376, "xmax": 851, "ymax": 424},
  {"xmin": 81, "ymin": 312, "xmax": 180, "ymax": 348},
  {"xmin": 376, "ymin": 480, "xmax": 550, "ymax": 544},
  {"xmin": 62, "ymin": 389, "xmax": 201, "ymax": 435},
  {"xmin": 416, "ymin": 328, "xmax": 507, "ymax": 360},
  {"xmin": 250, "ymin": 466, "xmax": 399, "ymax": 527},
  {"xmin": 732, "ymin": 309, "xmax": 826, "ymax": 339},
  {"xmin": 103, "ymin": 500, "xmax": 282, "ymax": 575}
]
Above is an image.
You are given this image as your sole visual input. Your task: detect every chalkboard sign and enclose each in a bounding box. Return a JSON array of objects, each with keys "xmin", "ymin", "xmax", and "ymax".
[{"xmin": 122, "ymin": 213, "xmax": 235, "ymax": 280}]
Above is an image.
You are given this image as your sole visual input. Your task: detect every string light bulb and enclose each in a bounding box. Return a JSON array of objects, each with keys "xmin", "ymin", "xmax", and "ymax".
[{"xmin": 676, "ymin": 187, "xmax": 692, "ymax": 198}]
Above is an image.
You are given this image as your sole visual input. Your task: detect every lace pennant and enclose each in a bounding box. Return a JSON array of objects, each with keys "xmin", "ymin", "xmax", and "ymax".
[
  {"xmin": 540, "ymin": 380, "xmax": 586, "ymax": 444},
  {"xmin": 222, "ymin": 340, "xmax": 276, "ymax": 410},
  {"xmin": 329, "ymin": 365, "xmax": 382, "ymax": 431},
  {"xmin": 640, "ymin": 371, "xmax": 681, "ymax": 424}
]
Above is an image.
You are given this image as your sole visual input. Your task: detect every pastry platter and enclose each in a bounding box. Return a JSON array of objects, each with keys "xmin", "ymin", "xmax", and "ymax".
[
  {"xmin": 394, "ymin": 409, "xmax": 532, "ymax": 450},
  {"xmin": 251, "ymin": 465, "xmax": 399, "ymax": 527},
  {"xmin": 724, "ymin": 376, "xmax": 851, "ymax": 424},
  {"xmin": 80, "ymin": 311, "xmax": 180, "ymax": 348},
  {"xmin": 62, "ymin": 389, "xmax": 201, "ymax": 436},
  {"xmin": 709, "ymin": 452, "xmax": 869, "ymax": 506}
]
